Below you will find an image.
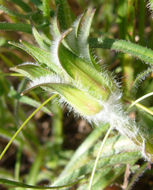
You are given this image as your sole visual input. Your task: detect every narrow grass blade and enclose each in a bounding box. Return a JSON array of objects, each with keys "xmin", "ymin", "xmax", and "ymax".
[
  {"xmin": 0, "ymin": 22, "xmax": 32, "ymax": 33},
  {"xmin": 0, "ymin": 177, "xmax": 83, "ymax": 189},
  {"xmin": 0, "ymin": 94, "xmax": 57, "ymax": 161},
  {"xmin": 129, "ymin": 92, "xmax": 153, "ymax": 108},
  {"xmin": 132, "ymin": 102, "xmax": 153, "ymax": 116}
]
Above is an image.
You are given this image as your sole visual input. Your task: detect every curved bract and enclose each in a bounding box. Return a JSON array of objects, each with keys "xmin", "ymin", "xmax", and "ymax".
[{"xmin": 11, "ymin": 7, "xmax": 153, "ymax": 161}]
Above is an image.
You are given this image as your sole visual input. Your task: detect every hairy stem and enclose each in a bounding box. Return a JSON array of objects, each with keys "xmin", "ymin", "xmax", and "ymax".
[{"xmin": 89, "ymin": 37, "xmax": 153, "ymax": 65}]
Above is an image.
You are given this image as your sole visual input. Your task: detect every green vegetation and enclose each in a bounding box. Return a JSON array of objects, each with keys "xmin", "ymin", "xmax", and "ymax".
[{"xmin": 0, "ymin": 0, "xmax": 153, "ymax": 189}]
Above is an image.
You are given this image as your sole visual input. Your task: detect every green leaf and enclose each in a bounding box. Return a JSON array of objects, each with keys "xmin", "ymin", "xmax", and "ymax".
[
  {"xmin": 32, "ymin": 27, "xmax": 50, "ymax": 50},
  {"xmin": 70, "ymin": 135, "xmax": 139, "ymax": 175},
  {"xmin": 11, "ymin": 63, "xmax": 54, "ymax": 80},
  {"xmin": 50, "ymin": 16, "xmax": 61, "ymax": 38},
  {"xmin": 0, "ymin": 22, "xmax": 32, "ymax": 33},
  {"xmin": 66, "ymin": 8, "xmax": 98, "ymax": 68},
  {"xmin": 77, "ymin": 8, "xmax": 95, "ymax": 44},
  {"xmin": 9, "ymin": 41, "xmax": 61, "ymax": 74},
  {"xmin": 18, "ymin": 41, "xmax": 51, "ymax": 65},
  {"xmin": 0, "ymin": 178, "xmax": 83, "ymax": 189},
  {"xmin": 76, "ymin": 8, "xmax": 96, "ymax": 63},
  {"xmin": 92, "ymin": 166, "xmax": 125, "ymax": 190},
  {"xmin": 53, "ymin": 150, "xmax": 140, "ymax": 187}
]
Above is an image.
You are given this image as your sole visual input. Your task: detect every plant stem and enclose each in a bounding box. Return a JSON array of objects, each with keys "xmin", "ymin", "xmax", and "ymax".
[
  {"xmin": 129, "ymin": 92, "xmax": 153, "ymax": 108},
  {"xmin": 133, "ymin": 102, "xmax": 153, "ymax": 116}
]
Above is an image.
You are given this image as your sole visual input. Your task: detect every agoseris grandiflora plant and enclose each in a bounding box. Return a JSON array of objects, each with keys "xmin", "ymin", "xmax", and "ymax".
[{"xmin": 11, "ymin": 8, "xmax": 153, "ymax": 161}]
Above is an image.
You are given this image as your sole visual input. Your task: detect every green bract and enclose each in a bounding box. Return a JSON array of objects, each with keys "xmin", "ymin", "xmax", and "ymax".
[
  {"xmin": 11, "ymin": 8, "xmax": 153, "ymax": 161},
  {"xmin": 11, "ymin": 8, "xmax": 114, "ymax": 118}
]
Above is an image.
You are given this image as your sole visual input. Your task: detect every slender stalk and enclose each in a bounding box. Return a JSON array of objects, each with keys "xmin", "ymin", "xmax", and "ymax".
[
  {"xmin": 130, "ymin": 92, "xmax": 153, "ymax": 108},
  {"xmin": 4, "ymin": 73, "xmax": 23, "ymax": 77},
  {"xmin": 133, "ymin": 102, "xmax": 153, "ymax": 116},
  {"xmin": 88, "ymin": 125, "xmax": 112, "ymax": 190},
  {"xmin": 0, "ymin": 94, "xmax": 57, "ymax": 161}
]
